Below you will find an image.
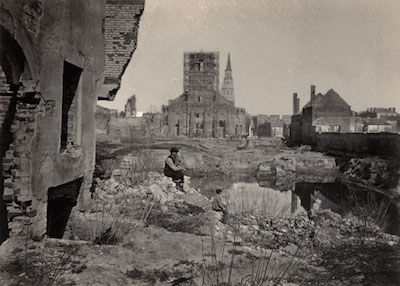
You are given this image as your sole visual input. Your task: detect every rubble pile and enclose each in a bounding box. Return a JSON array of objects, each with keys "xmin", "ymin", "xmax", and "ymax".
[
  {"xmin": 342, "ymin": 157, "xmax": 400, "ymax": 189},
  {"xmin": 234, "ymin": 213, "xmax": 314, "ymax": 249},
  {"xmin": 256, "ymin": 151, "xmax": 339, "ymax": 188},
  {"xmin": 232, "ymin": 209, "xmax": 398, "ymax": 252}
]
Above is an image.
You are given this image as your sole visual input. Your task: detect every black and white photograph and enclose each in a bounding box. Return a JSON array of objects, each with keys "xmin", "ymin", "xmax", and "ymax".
[{"xmin": 0, "ymin": 0, "xmax": 400, "ymax": 285}]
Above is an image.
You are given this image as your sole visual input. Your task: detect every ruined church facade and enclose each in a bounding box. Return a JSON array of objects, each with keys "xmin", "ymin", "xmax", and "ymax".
[
  {"xmin": 161, "ymin": 52, "xmax": 246, "ymax": 138},
  {"xmin": 0, "ymin": 0, "xmax": 144, "ymax": 243}
]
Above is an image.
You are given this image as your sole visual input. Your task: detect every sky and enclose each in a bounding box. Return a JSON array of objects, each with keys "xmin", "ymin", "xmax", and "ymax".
[{"xmin": 99, "ymin": 0, "xmax": 400, "ymax": 115}]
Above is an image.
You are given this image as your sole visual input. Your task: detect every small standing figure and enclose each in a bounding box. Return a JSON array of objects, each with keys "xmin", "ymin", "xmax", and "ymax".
[
  {"xmin": 212, "ymin": 189, "xmax": 229, "ymax": 224},
  {"xmin": 164, "ymin": 147, "xmax": 185, "ymax": 191}
]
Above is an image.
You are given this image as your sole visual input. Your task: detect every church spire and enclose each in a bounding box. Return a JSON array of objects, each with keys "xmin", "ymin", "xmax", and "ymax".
[
  {"xmin": 226, "ymin": 53, "xmax": 232, "ymax": 71},
  {"xmin": 220, "ymin": 53, "xmax": 234, "ymax": 103}
]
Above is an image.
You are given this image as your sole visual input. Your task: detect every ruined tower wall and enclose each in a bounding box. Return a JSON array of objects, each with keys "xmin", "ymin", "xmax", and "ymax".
[{"xmin": 162, "ymin": 52, "xmax": 246, "ymax": 138}]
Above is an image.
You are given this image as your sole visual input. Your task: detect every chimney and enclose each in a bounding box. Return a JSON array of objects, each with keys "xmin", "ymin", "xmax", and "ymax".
[
  {"xmin": 297, "ymin": 98, "xmax": 300, "ymax": 114},
  {"xmin": 293, "ymin": 93, "xmax": 299, "ymax": 115},
  {"xmin": 310, "ymin": 85, "xmax": 316, "ymax": 102},
  {"xmin": 394, "ymin": 108, "xmax": 396, "ymax": 113}
]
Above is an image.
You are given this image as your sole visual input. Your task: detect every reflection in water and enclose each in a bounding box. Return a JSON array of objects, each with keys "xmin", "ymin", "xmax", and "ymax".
[
  {"xmin": 190, "ymin": 175, "xmax": 256, "ymax": 199},
  {"xmin": 191, "ymin": 176, "xmax": 400, "ymax": 235},
  {"xmin": 221, "ymin": 182, "xmax": 306, "ymax": 217}
]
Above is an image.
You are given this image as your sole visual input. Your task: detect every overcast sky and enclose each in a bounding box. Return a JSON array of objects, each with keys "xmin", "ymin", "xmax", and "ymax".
[{"xmin": 99, "ymin": 0, "xmax": 400, "ymax": 115}]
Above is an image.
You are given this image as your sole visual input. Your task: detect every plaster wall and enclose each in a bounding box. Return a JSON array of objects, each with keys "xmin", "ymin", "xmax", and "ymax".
[{"xmin": 0, "ymin": 0, "xmax": 144, "ymax": 241}]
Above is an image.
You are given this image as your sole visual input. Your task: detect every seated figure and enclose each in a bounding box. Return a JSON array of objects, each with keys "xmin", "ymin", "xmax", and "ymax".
[{"xmin": 164, "ymin": 147, "xmax": 185, "ymax": 191}]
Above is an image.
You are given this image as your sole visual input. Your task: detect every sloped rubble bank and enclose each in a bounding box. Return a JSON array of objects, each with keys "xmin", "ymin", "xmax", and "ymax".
[{"xmin": 339, "ymin": 157, "xmax": 400, "ymax": 199}]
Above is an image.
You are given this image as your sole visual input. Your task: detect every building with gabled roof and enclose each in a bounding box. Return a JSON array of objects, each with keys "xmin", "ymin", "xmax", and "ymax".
[
  {"xmin": 301, "ymin": 86, "xmax": 352, "ymax": 143},
  {"xmin": 290, "ymin": 85, "xmax": 354, "ymax": 144}
]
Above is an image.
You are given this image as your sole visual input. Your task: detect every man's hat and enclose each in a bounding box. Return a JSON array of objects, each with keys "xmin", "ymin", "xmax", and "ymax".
[{"xmin": 170, "ymin": 147, "xmax": 179, "ymax": 152}]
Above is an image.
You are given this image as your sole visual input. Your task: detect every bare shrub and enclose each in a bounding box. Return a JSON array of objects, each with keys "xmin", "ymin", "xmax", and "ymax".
[
  {"xmin": 200, "ymin": 222, "xmax": 300, "ymax": 286},
  {"xmin": 92, "ymin": 193, "xmax": 157, "ymax": 245},
  {"xmin": 122, "ymin": 151, "xmax": 159, "ymax": 186},
  {"xmin": 342, "ymin": 194, "xmax": 392, "ymax": 245}
]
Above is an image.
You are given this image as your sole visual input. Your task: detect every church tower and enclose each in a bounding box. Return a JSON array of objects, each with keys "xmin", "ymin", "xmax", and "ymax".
[{"xmin": 220, "ymin": 53, "xmax": 234, "ymax": 103}]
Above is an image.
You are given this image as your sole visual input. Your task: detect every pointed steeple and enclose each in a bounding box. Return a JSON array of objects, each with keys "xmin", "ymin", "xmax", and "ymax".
[
  {"xmin": 226, "ymin": 53, "xmax": 232, "ymax": 71},
  {"xmin": 220, "ymin": 53, "xmax": 234, "ymax": 103}
]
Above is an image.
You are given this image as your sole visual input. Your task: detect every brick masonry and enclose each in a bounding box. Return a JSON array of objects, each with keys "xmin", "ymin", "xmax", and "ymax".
[
  {"xmin": 0, "ymin": 0, "xmax": 144, "ymax": 242},
  {"xmin": 100, "ymin": 0, "xmax": 145, "ymax": 100}
]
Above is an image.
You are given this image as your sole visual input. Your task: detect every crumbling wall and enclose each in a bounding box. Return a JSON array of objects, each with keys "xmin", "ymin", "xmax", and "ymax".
[
  {"xmin": 0, "ymin": 68, "xmax": 15, "ymax": 243},
  {"xmin": 0, "ymin": 0, "xmax": 144, "ymax": 243},
  {"xmin": 99, "ymin": 0, "xmax": 145, "ymax": 100}
]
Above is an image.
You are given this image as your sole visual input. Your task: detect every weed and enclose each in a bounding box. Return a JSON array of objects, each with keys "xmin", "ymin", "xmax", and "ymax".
[
  {"xmin": 122, "ymin": 151, "xmax": 159, "ymax": 186},
  {"xmin": 93, "ymin": 194, "xmax": 154, "ymax": 244},
  {"xmin": 5, "ymin": 237, "xmax": 79, "ymax": 286},
  {"xmin": 341, "ymin": 189, "xmax": 392, "ymax": 245}
]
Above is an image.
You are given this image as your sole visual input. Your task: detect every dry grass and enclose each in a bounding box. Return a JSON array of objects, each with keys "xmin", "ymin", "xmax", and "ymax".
[
  {"xmin": 5, "ymin": 233, "xmax": 80, "ymax": 286},
  {"xmin": 200, "ymin": 222, "xmax": 300, "ymax": 286},
  {"xmin": 91, "ymin": 193, "xmax": 155, "ymax": 245},
  {"xmin": 121, "ymin": 150, "xmax": 159, "ymax": 186},
  {"xmin": 342, "ymin": 192, "xmax": 392, "ymax": 245},
  {"xmin": 90, "ymin": 151, "xmax": 159, "ymax": 244}
]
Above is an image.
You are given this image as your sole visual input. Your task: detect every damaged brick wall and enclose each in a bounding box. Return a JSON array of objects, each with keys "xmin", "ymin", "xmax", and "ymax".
[
  {"xmin": 100, "ymin": 0, "xmax": 145, "ymax": 100},
  {"xmin": 0, "ymin": 67, "xmax": 15, "ymax": 242},
  {"xmin": 0, "ymin": 0, "xmax": 144, "ymax": 243},
  {"xmin": 0, "ymin": 0, "xmax": 145, "ymax": 243},
  {"xmin": 3, "ymin": 91, "xmax": 47, "ymax": 236}
]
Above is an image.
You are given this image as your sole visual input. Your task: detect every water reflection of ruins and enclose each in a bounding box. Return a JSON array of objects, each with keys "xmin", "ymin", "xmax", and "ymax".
[{"xmin": 191, "ymin": 177, "xmax": 400, "ymax": 235}]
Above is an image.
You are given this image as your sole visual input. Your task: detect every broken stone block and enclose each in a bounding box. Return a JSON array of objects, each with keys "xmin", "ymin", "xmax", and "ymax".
[{"xmin": 3, "ymin": 187, "xmax": 14, "ymax": 202}]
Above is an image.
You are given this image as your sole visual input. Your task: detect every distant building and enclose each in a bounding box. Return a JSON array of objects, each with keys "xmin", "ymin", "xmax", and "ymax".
[
  {"xmin": 365, "ymin": 107, "xmax": 398, "ymax": 119},
  {"xmin": 289, "ymin": 85, "xmax": 400, "ymax": 145},
  {"xmin": 271, "ymin": 120, "xmax": 284, "ymax": 137},
  {"xmin": 363, "ymin": 118, "xmax": 392, "ymax": 133},
  {"xmin": 142, "ymin": 111, "xmax": 162, "ymax": 135},
  {"xmin": 252, "ymin": 114, "xmax": 287, "ymax": 137},
  {"xmin": 124, "ymin": 95, "xmax": 137, "ymax": 117},
  {"xmin": 290, "ymin": 85, "xmax": 353, "ymax": 144},
  {"xmin": 161, "ymin": 52, "xmax": 246, "ymax": 137},
  {"xmin": 281, "ymin": 115, "xmax": 292, "ymax": 125}
]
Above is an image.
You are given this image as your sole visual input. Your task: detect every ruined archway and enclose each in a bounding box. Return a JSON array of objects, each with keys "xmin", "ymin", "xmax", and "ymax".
[{"xmin": 0, "ymin": 26, "xmax": 34, "ymax": 244}]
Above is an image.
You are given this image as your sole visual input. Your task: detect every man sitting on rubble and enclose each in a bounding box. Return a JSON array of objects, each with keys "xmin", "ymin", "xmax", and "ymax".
[
  {"xmin": 212, "ymin": 189, "xmax": 229, "ymax": 224},
  {"xmin": 164, "ymin": 147, "xmax": 185, "ymax": 191}
]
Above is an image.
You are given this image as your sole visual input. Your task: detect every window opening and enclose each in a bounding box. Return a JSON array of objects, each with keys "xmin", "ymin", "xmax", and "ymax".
[{"xmin": 61, "ymin": 61, "xmax": 82, "ymax": 151}]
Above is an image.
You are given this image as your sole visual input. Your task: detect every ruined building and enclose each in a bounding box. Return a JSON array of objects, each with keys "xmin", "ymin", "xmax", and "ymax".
[
  {"xmin": 124, "ymin": 94, "xmax": 137, "ymax": 117},
  {"xmin": 161, "ymin": 52, "xmax": 246, "ymax": 137},
  {"xmin": 0, "ymin": 0, "xmax": 144, "ymax": 244}
]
